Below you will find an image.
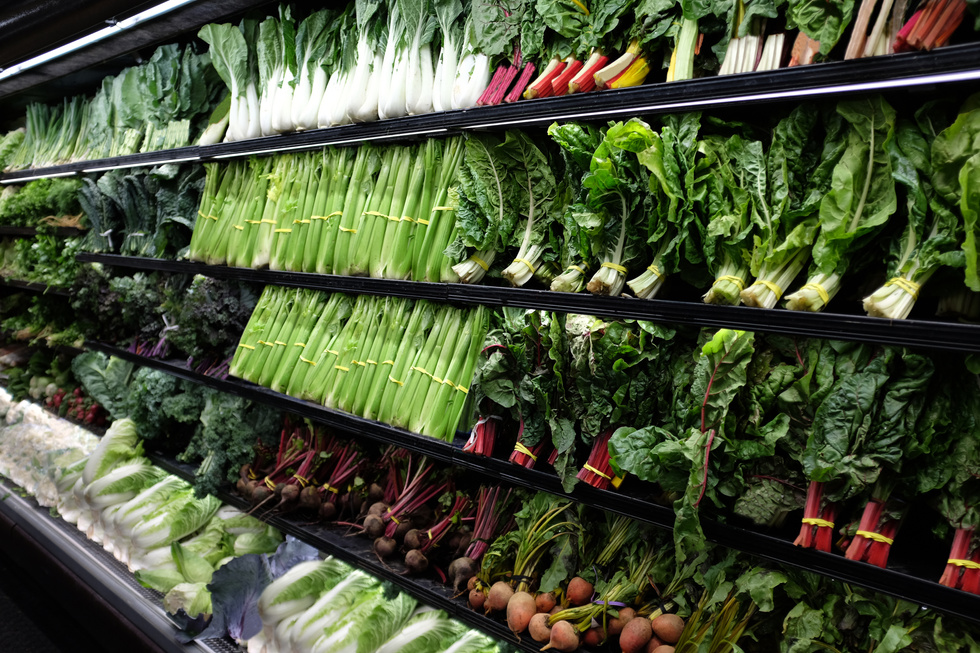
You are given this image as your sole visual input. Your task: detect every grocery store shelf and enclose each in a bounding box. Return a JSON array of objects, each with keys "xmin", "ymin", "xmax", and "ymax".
[
  {"xmin": 0, "ymin": 225, "xmax": 86, "ymax": 237},
  {"xmin": 147, "ymin": 454, "xmax": 544, "ymax": 653},
  {"xmin": 5, "ymin": 41, "xmax": 980, "ymax": 180},
  {"xmin": 77, "ymin": 253, "xmax": 980, "ymax": 353},
  {"xmin": 0, "ymin": 477, "xmax": 235, "ymax": 653},
  {"xmin": 88, "ymin": 340, "xmax": 980, "ymax": 627},
  {"xmin": 0, "ymin": 277, "xmax": 70, "ymax": 296}
]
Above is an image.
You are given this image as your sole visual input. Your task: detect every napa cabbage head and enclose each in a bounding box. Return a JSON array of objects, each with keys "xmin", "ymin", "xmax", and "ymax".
[
  {"xmin": 289, "ymin": 570, "xmax": 380, "ymax": 652},
  {"xmin": 129, "ymin": 490, "xmax": 221, "ymax": 551},
  {"xmin": 257, "ymin": 558, "xmax": 349, "ymax": 625},
  {"xmin": 163, "ymin": 581, "xmax": 212, "ymax": 618},
  {"xmin": 82, "ymin": 418, "xmax": 140, "ymax": 486},
  {"xmin": 83, "ymin": 459, "xmax": 164, "ymax": 510},
  {"xmin": 374, "ymin": 607, "xmax": 458, "ymax": 653}
]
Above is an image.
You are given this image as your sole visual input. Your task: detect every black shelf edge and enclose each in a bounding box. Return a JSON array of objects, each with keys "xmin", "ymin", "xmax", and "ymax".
[
  {"xmin": 89, "ymin": 340, "xmax": 980, "ymax": 627},
  {"xmin": 0, "ymin": 226, "xmax": 87, "ymax": 237},
  {"xmin": 77, "ymin": 253, "xmax": 980, "ymax": 353},
  {"xmin": 0, "ymin": 277, "xmax": 69, "ymax": 296},
  {"xmin": 0, "ymin": 146, "xmax": 202, "ymax": 182},
  {"xmin": 5, "ymin": 41, "xmax": 980, "ymax": 179},
  {"xmin": 0, "ymin": 479, "xmax": 219, "ymax": 653},
  {"xmin": 148, "ymin": 453, "xmax": 543, "ymax": 653}
]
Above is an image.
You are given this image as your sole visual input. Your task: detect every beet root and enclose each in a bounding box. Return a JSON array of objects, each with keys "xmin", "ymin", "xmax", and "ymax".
[
  {"xmin": 319, "ymin": 501, "xmax": 337, "ymax": 521},
  {"xmin": 645, "ymin": 636, "xmax": 665, "ymax": 653},
  {"xmin": 528, "ymin": 612, "xmax": 552, "ymax": 643},
  {"xmin": 368, "ymin": 501, "xmax": 389, "ymax": 517},
  {"xmin": 367, "ymin": 482, "xmax": 385, "ymax": 503},
  {"xmin": 651, "ymin": 647, "xmax": 675, "ymax": 653},
  {"xmin": 541, "ymin": 620, "xmax": 579, "ymax": 652},
  {"xmin": 405, "ymin": 549, "xmax": 429, "ymax": 574},
  {"xmin": 487, "ymin": 581, "xmax": 514, "ymax": 613},
  {"xmin": 467, "ymin": 576, "xmax": 478, "ymax": 591},
  {"xmin": 278, "ymin": 483, "xmax": 300, "ymax": 507},
  {"xmin": 469, "ymin": 588, "xmax": 487, "ymax": 611},
  {"xmin": 363, "ymin": 514, "xmax": 385, "ymax": 539},
  {"xmin": 583, "ymin": 626, "xmax": 605, "ymax": 647},
  {"xmin": 609, "ymin": 606, "xmax": 636, "ymax": 636},
  {"xmin": 535, "ymin": 592, "xmax": 556, "ymax": 613},
  {"xmin": 566, "ymin": 576, "xmax": 594, "ymax": 606},
  {"xmin": 373, "ymin": 536, "xmax": 397, "ymax": 558},
  {"xmin": 403, "ymin": 528, "xmax": 422, "ymax": 551},
  {"xmin": 619, "ymin": 616, "xmax": 653, "ymax": 653},
  {"xmin": 448, "ymin": 557, "xmax": 479, "ymax": 593},
  {"xmin": 506, "ymin": 591, "xmax": 536, "ymax": 634},
  {"xmin": 651, "ymin": 614, "xmax": 684, "ymax": 645},
  {"xmin": 299, "ymin": 486, "xmax": 321, "ymax": 512},
  {"xmin": 394, "ymin": 519, "xmax": 413, "ymax": 542}
]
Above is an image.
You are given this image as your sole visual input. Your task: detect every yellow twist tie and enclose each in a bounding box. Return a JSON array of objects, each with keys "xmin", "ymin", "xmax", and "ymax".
[
  {"xmin": 716, "ymin": 275, "xmax": 745, "ymax": 291},
  {"xmin": 335, "ymin": 365, "xmax": 350, "ymax": 372},
  {"xmin": 275, "ymin": 228, "xmax": 292, "ymax": 233},
  {"xmin": 515, "ymin": 258, "xmax": 537, "ymax": 274},
  {"xmin": 758, "ymin": 279, "xmax": 783, "ymax": 300},
  {"xmin": 428, "ymin": 530, "xmax": 434, "ymax": 540},
  {"xmin": 885, "ymin": 277, "xmax": 920, "ymax": 301},
  {"xmin": 601, "ymin": 262, "xmax": 627, "ymax": 274},
  {"xmin": 322, "ymin": 483, "xmax": 339, "ymax": 494},
  {"xmin": 569, "ymin": 265, "xmax": 587, "ymax": 275},
  {"xmin": 258, "ymin": 340, "xmax": 274, "ymax": 347},
  {"xmin": 294, "ymin": 475, "xmax": 309, "ymax": 488},
  {"xmin": 583, "ymin": 463, "xmax": 611, "ymax": 480},
  {"xmin": 400, "ymin": 216, "xmax": 415, "ymax": 223},
  {"xmin": 802, "ymin": 517, "xmax": 834, "ymax": 529},
  {"xmin": 411, "ymin": 366, "xmax": 432, "ymax": 377},
  {"xmin": 300, "ymin": 356, "xmax": 317, "ymax": 366},
  {"xmin": 366, "ymin": 360, "xmax": 378, "ymax": 366},
  {"xmin": 260, "ymin": 219, "xmax": 277, "ymax": 225},
  {"xmin": 201, "ymin": 214, "xmax": 218, "ymax": 221},
  {"xmin": 274, "ymin": 341, "xmax": 287, "ymax": 346},
  {"xmin": 431, "ymin": 206, "xmax": 455, "ymax": 212},
  {"xmin": 294, "ymin": 342, "xmax": 306, "ymax": 348},
  {"xmin": 391, "ymin": 516, "xmax": 400, "ymax": 525},
  {"xmin": 245, "ymin": 220, "xmax": 262, "ymax": 224},
  {"xmin": 363, "ymin": 211, "xmax": 388, "ymax": 218},
  {"xmin": 646, "ymin": 264, "xmax": 662, "ymax": 278},
  {"xmin": 433, "ymin": 376, "xmax": 444, "ymax": 384},
  {"xmin": 513, "ymin": 442, "xmax": 538, "ymax": 462},
  {"xmin": 264, "ymin": 478, "xmax": 276, "ymax": 491},
  {"xmin": 856, "ymin": 530, "xmax": 894, "ymax": 545},
  {"xmin": 417, "ymin": 218, "xmax": 430, "ymax": 226},
  {"xmin": 387, "ymin": 214, "xmax": 402, "ymax": 222},
  {"xmin": 801, "ymin": 282, "xmax": 829, "ymax": 305},
  {"xmin": 381, "ymin": 360, "xmax": 394, "ymax": 366},
  {"xmin": 442, "ymin": 377, "xmax": 456, "ymax": 386},
  {"xmin": 948, "ymin": 559, "xmax": 980, "ymax": 569},
  {"xmin": 353, "ymin": 360, "xmax": 367, "ymax": 367},
  {"xmin": 325, "ymin": 349, "xmax": 339, "ymax": 356},
  {"xmin": 388, "ymin": 375, "xmax": 404, "ymax": 387},
  {"xmin": 238, "ymin": 344, "xmax": 255, "ymax": 350},
  {"xmin": 471, "ymin": 255, "xmax": 489, "ymax": 271},
  {"xmin": 457, "ymin": 385, "xmax": 469, "ymax": 394},
  {"xmin": 293, "ymin": 219, "xmax": 311, "ymax": 224},
  {"xmin": 248, "ymin": 469, "xmax": 257, "ymax": 480},
  {"xmin": 339, "ymin": 227, "xmax": 358, "ymax": 234},
  {"xmin": 234, "ymin": 225, "xmax": 244, "ymax": 231}
]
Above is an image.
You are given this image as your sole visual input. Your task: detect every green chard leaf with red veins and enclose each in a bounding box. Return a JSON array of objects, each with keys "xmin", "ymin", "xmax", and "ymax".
[{"xmin": 785, "ymin": 0, "xmax": 855, "ymax": 56}]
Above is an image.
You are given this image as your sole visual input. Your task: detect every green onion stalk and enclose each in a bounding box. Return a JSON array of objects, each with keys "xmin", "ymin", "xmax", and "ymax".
[
  {"xmin": 188, "ymin": 162, "xmax": 223, "ymax": 261},
  {"xmin": 409, "ymin": 140, "xmax": 445, "ymax": 280},
  {"xmin": 310, "ymin": 147, "xmax": 354, "ymax": 274},
  {"xmin": 241, "ymin": 288, "xmax": 299, "ymax": 383},
  {"xmin": 283, "ymin": 151, "xmax": 325, "ymax": 271},
  {"xmin": 283, "ymin": 293, "xmax": 353, "ymax": 397},
  {"xmin": 415, "ymin": 137, "xmax": 464, "ymax": 282},
  {"xmin": 350, "ymin": 146, "xmax": 408, "ymax": 276},
  {"xmin": 346, "ymin": 299, "xmax": 412, "ymax": 416},
  {"xmin": 393, "ymin": 306, "xmax": 463, "ymax": 430},
  {"xmin": 193, "ymin": 160, "xmax": 240, "ymax": 264},
  {"xmin": 328, "ymin": 298, "xmax": 388, "ymax": 412},
  {"xmin": 440, "ymin": 307, "xmax": 488, "ymax": 441},
  {"xmin": 230, "ymin": 158, "xmax": 276, "ymax": 268},
  {"xmin": 204, "ymin": 159, "xmax": 251, "ymax": 266},
  {"xmin": 251, "ymin": 155, "xmax": 295, "ymax": 269},
  {"xmin": 740, "ymin": 248, "xmax": 810, "ymax": 309},
  {"xmin": 300, "ymin": 296, "xmax": 366, "ymax": 401},
  {"xmin": 264, "ymin": 290, "xmax": 328, "ymax": 391},
  {"xmin": 364, "ymin": 300, "xmax": 434, "ymax": 422},
  {"xmin": 332, "ymin": 146, "xmax": 382, "ymax": 276},
  {"xmin": 253, "ymin": 289, "xmax": 315, "ymax": 386},
  {"xmin": 383, "ymin": 305, "xmax": 453, "ymax": 427},
  {"xmin": 320, "ymin": 296, "xmax": 379, "ymax": 409},
  {"xmin": 270, "ymin": 152, "xmax": 317, "ymax": 270},
  {"xmin": 375, "ymin": 143, "xmax": 427, "ymax": 279},
  {"xmin": 389, "ymin": 140, "xmax": 438, "ymax": 280}
]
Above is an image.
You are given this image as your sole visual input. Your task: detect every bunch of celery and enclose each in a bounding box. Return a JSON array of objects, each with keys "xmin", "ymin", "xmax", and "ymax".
[
  {"xmin": 230, "ymin": 288, "xmax": 488, "ymax": 441},
  {"xmin": 189, "ymin": 138, "xmax": 463, "ymax": 280}
]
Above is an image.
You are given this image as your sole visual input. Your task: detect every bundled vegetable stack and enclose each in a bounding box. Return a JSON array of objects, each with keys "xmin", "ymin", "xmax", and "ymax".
[
  {"xmin": 3, "ymin": 43, "xmax": 224, "ymax": 170},
  {"xmin": 188, "ymin": 137, "xmax": 463, "ymax": 281},
  {"xmin": 230, "ymin": 287, "xmax": 487, "ymax": 441}
]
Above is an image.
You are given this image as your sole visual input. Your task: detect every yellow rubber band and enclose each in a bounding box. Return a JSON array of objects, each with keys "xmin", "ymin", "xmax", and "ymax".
[
  {"xmin": 363, "ymin": 211, "xmax": 388, "ymax": 218},
  {"xmin": 716, "ymin": 275, "xmax": 745, "ymax": 291},
  {"xmin": 388, "ymin": 375, "xmax": 404, "ymax": 386},
  {"xmin": 802, "ymin": 517, "xmax": 835, "ymax": 529},
  {"xmin": 245, "ymin": 220, "xmax": 262, "ymax": 224},
  {"xmin": 335, "ymin": 365, "xmax": 350, "ymax": 372},
  {"xmin": 428, "ymin": 530, "xmax": 434, "ymax": 540},
  {"xmin": 274, "ymin": 341, "xmax": 287, "ymax": 346},
  {"xmin": 411, "ymin": 366, "xmax": 432, "ymax": 377},
  {"xmin": 353, "ymin": 360, "xmax": 367, "ymax": 367},
  {"xmin": 610, "ymin": 474, "xmax": 625, "ymax": 489},
  {"xmin": 300, "ymin": 356, "xmax": 317, "ymax": 366},
  {"xmin": 311, "ymin": 212, "xmax": 342, "ymax": 221},
  {"xmin": 237, "ymin": 344, "xmax": 255, "ymax": 350},
  {"xmin": 417, "ymin": 219, "xmax": 430, "ymax": 226},
  {"xmin": 339, "ymin": 227, "xmax": 358, "ymax": 234},
  {"xmin": 471, "ymin": 255, "xmax": 489, "ymax": 271},
  {"xmin": 381, "ymin": 360, "xmax": 394, "ymax": 366},
  {"xmin": 293, "ymin": 219, "xmax": 311, "ymax": 224},
  {"xmin": 569, "ymin": 265, "xmax": 587, "ymax": 275},
  {"xmin": 801, "ymin": 282, "xmax": 830, "ymax": 305},
  {"xmin": 601, "ymin": 262, "xmax": 627, "ymax": 274},
  {"xmin": 260, "ymin": 219, "xmax": 277, "ymax": 225},
  {"xmin": 513, "ymin": 442, "xmax": 538, "ymax": 462},
  {"xmin": 400, "ymin": 216, "xmax": 415, "ymax": 223},
  {"xmin": 322, "ymin": 483, "xmax": 339, "ymax": 494},
  {"xmin": 275, "ymin": 228, "xmax": 292, "ymax": 233},
  {"xmin": 856, "ymin": 530, "xmax": 894, "ymax": 546},
  {"xmin": 457, "ymin": 385, "xmax": 469, "ymax": 394},
  {"xmin": 433, "ymin": 376, "xmax": 444, "ymax": 384},
  {"xmin": 248, "ymin": 469, "xmax": 257, "ymax": 480},
  {"xmin": 366, "ymin": 360, "xmax": 378, "ymax": 365},
  {"xmin": 234, "ymin": 225, "xmax": 244, "ymax": 230},
  {"xmin": 257, "ymin": 340, "xmax": 274, "ymax": 347},
  {"xmin": 948, "ymin": 558, "xmax": 980, "ymax": 569},
  {"xmin": 583, "ymin": 463, "xmax": 611, "ymax": 480},
  {"xmin": 200, "ymin": 214, "xmax": 218, "ymax": 221},
  {"xmin": 387, "ymin": 214, "xmax": 402, "ymax": 222},
  {"xmin": 431, "ymin": 206, "xmax": 455, "ymax": 212},
  {"xmin": 294, "ymin": 475, "xmax": 309, "ymax": 488},
  {"xmin": 294, "ymin": 342, "xmax": 306, "ymax": 348},
  {"xmin": 391, "ymin": 516, "xmax": 400, "ymax": 525},
  {"xmin": 325, "ymin": 349, "xmax": 339, "ymax": 356},
  {"xmin": 264, "ymin": 478, "xmax": 276, "ymax": 491},
  {"xmin": 885, "ymin": 277, "xmax": 921, "ymax": 301},
  {"xmin": 757, "ymin": 279, "xmax": 783, "ymax": 300},
  {"xmin": 442, "ymin": 377, "xmax": 455, "ymax": 386},
  {"xmin": 515, "ymin": 258, "xmax": 537, "ymax": 274},
  {"xmin": 646, "ymin": 264, "xmax": 662, "ymax": 278}
]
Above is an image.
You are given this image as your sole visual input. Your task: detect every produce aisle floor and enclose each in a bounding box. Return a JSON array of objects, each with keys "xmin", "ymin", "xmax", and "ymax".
[{"xmin": 0, "ymin": 549, "xmax": 102, "ymax": 653}]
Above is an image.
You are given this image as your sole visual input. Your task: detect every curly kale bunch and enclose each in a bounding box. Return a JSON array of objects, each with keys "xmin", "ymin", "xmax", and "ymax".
[
  {"xmin": 126, "ymin": 367, "xmax": 213, "ymax": 454},
  {"xmin": 70, "ymin": 266, "xmax": 169, "ymax": 346},
  {"xmin": 163, "ymin": 275, "xmax": 259, "ymax": 363}
]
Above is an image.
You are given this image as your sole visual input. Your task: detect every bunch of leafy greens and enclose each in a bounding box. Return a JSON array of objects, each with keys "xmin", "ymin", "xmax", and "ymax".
[
  {"xmin": 126, "ymin": 367, "xmax": 213, "ymax": 455},
  {"xmin": 70, "ymin": 352, "xmax": 136, "ymax": 420},
  {"xmin": 0, "ymin": 178, "xmax": 83, "ymax": 227},
  {"xmin": 162, "ymin": 275, "xmax": 260, "ymax": 362}
]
